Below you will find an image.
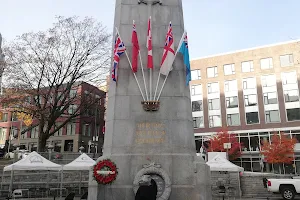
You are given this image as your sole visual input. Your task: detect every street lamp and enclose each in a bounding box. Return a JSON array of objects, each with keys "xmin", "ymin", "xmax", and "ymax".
[{"xmin": 48, "ymin": 144, "xmax": 54, "ymax": 160}]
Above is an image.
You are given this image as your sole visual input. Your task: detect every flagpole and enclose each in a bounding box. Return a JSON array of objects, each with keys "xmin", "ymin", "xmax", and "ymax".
[
  {"xmin": 150, "ymin": 66, "xmax": 152, "ymax": 100},
  {"xmin": 134, "ymin": 20, "xmax": 148, "ymax": 101},
  {"xmin": 153, "ymin": 72, "xmax": 160, "ymax": 101},
  {"xmin": 156, "ymin": 31, "xmax": 186, "ymax": 101},
  {"xmin": 139, "ymin": 50, "xmax": 149, "ymax": 101},
  {"xmin": 149, "ymin": 16, "xmax": 152, "ymax": 101},
  {"xmin": 115, "ymin": 27, "xmax": 146, "ymax": 101}
]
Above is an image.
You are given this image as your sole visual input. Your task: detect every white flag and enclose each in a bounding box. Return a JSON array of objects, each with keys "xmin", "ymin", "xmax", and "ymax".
[{"xmin": 160, "ymin": 22, "xmax": 175, "ymax": 76}]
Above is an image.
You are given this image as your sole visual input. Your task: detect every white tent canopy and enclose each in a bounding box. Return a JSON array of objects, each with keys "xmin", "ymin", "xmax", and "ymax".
[
  {"xmin": 3, "ymin": 151, "xmax": 62, "ymax": 171},
  {"xmin": 63, "ymin": 153, "xmax": 95, "ymax": 170},
  {"xmin": 206, "ymin": 154, "xmax": 244, "ymax": 172}
]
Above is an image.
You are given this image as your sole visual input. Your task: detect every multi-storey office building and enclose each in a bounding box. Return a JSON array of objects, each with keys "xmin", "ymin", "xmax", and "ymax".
[
  {"xmin": 190, "ymin": 40, "xmax": 300, "ymax": 174},
  {"xmin": 0, "ymin": 82, "xmax": 106, "ymax": 153}
]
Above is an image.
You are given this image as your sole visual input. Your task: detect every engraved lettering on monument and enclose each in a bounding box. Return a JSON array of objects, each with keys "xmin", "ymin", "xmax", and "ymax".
[{"xmin": 135, "ymin": 122, "xmax": 165, "ymax": 144}]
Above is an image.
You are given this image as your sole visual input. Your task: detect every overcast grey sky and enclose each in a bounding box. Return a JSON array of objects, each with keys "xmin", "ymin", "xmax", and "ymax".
[{"xmin": 1, "ymin": 0, "xmax": 300, "ymax": 59}]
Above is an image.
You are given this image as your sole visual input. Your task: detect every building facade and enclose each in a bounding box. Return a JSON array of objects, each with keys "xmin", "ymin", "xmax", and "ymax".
[
  {"xmin": 0, "ymin": 82, "xmax": 106, "ymax": 153},
  {"xmin": 191, "ymin": 40, "xmax": 300, "ymax": 174}
]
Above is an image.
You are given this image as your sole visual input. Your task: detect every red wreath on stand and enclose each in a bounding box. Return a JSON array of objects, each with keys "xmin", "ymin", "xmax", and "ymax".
[{"xmin": 93, "ymin": 159, "xmax": 118, "ymax": 185}]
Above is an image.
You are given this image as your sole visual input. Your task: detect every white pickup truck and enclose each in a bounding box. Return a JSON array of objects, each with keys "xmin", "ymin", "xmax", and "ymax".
[{"xmin": 267, "ymin": 178, "xmax": 300, "ymax": 200}]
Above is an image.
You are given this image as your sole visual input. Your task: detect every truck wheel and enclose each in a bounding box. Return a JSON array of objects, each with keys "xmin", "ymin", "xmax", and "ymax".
[{"xmin": 281, "ymin": 187, "xmax": 296, "ymax": 200}]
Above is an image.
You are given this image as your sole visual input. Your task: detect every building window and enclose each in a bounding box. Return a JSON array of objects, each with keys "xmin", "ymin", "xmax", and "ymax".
[
  {"xmin": 54, "ymin": 122, "xmax": 63, "ymax": 136},
  {"xmin": 20, "ymin": 126, "xmax": 27, "ymax": 139},
  {"xmin": 11, "ymin": 112, "xmax": 18, "ymax": 121},
  {"xmin": 47, "ymin": 95, "xmax": 54, "ymax": 104},
  {"xmin": 209, "ymin": 115, "xmax": 221, "ymax": 127},
  {"xmin": 191, "ymin": 85, "xmax": 202, "ymax": 95},
  {"xmin": 280, "ymin": 54, "xmax": 293, "ymax": 67},
  {"xmin": 70, "ymin": 89, "xmax": 77, "ymax": 98},
  {"xmin": 68, "ymin": 105, "xmax": 78, "ymax": 114},
  {"xmin": 31, "ymin": 126, "xmax": 39, "ymax": 138},
  {"xmin": 193, "ymin": 117, "xmax": 204, "ymax": 128},
  {"xmin": 227, "ymin": 113, "xmax": 240, "ymax": 126},
  {"xmin": 243, "ymin": 77, "xmax": 256, "ymax": 89},
  {"xmin": 25, "ymin": 96, "xmax": 31, "ymax": 104},
  {"xmin": 246, "ymin": 112, "xmax": 259, "ymax": 124},
  {"xmin": 1, "ymin": 113, "xmax": 8, "ymax": 122},
  {"xmin": 287, "ymin": 108, "xmax": 300, "ymax": 121},
  {"xmin": 67, "ymin": 123, "xmax": 76, "ymax": 135},
  {"xmin": 34, "ymin": 95, "xmax": 43, "ymax": 105},
  {"xmin": 263, "ymin": 92, "xmax": 278, "ymax": 105},
  {"xmin": 284, "ymin": 90, "xmax": 299, "ymax": 102},
  {"xmin": 261, "ymin": 74, "xmax": 276, "ymax": 87},
  {"xmin": 22, "ymin": 126, "xmax": 27, "ymax": 139},
  {"xmin": 191, "ymin": 70, "xmax": 201, "ymax": 80},
  {"xmin": 207, "ymin": 82, "xmax": 219, "ymax": 94},
  {"xmin": 226, "ymin": 96, "xmax": 238, "ymax": 108},
  {"xmin": 208, "ymin": 98, "xmax": 220, "ymax": 110},
  {"xmin": 82, "ymin": 124, "xmax": 87, "ymax": 136},
  {"xmin": 241, "ymin": 61, "xmax": 254, "ymax": 72},
  {"xmin": 207, "ymin": 66, "xmax": 218, "ymax": 78},
  {"xmin": 260, "ymin": 58, "xmax": 273, "ymax": 69},
  {"xmin": 192, "ymin": 100, "xmax": 203, "ymax": 112},
  {"xmin": 282, "ymin": 71, "xmax": 297, "ymax": 85},
  {"xmin": 224, "ymin": 64, "xmax": 235, "ymax": 75},
  {"xmin": 244, "ymin": 94, "xmax": 257, "ymax": 106},
  {"xmin": 224, "ymin": 80, "xmax": 237, "ymax": 92},
  {"xmin": 0, "ymin": 128, "xmax": 6, "ymax": 141},
  {"xmin": 265, "ymin": 110, "xmax": 280, "ymax": 123},
  {"xmin": 87, "ymin": 124, "xmax": 91, "ymax": 136}
]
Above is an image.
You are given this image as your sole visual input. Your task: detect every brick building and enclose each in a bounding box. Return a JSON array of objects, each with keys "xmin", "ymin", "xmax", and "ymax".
[
  {"xmin": 190, "ymin": 40, "xmax": 300, "ymax": 173},
  {"xmin": 0, "ymin": 82, "xmax": 106, "ymax": 153}
]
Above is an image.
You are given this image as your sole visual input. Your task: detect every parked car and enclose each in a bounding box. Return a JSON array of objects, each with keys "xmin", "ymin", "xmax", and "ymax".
[
  {"xmin": 0, "ymin": 149, "xmax": 5, "ymax": 158},
  {"xmin": 267, "ymin": 178, "xmax": 300, "ymax": 200}
]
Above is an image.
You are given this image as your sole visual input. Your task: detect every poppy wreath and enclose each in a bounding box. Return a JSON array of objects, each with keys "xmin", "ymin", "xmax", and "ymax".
[{"xmin": 93, "ymin": 159, "xmax": 118, "ymax": 185}]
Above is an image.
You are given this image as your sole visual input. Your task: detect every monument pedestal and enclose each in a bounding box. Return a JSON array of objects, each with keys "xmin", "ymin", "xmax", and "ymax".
[
  {"xmin": 89, "ymin": 155, "xmax": 211, "ymax": 200},
  {"xmin": 88, "ymin": 0, "xmax": 212, "ymax": 199}
]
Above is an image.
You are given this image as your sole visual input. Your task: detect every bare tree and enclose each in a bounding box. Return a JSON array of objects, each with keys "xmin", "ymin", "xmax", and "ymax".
[{"xmin": 1, "ymin": 16, "xmax": 110, "ymax": 151}]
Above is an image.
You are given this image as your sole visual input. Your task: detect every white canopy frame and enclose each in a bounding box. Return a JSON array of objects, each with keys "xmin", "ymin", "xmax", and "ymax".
[
  {"xmin": 2, "ymin": 151, "xmax": 62, "ymax": 196},
  {"xmin": 207, "ymin": 154, "xmax": 243, "ymax": 198},
  {"xmin": 206, "ymin": 154, "xmax": 244, "ymax": 172},
  {"xmin": 62, "ymin": 153, "xmax": 95, "ymax": 195}
]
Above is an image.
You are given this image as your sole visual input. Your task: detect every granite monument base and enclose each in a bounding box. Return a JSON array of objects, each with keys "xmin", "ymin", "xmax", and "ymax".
[{"xmin": 88, "ymin": 154, "xmax": 211, "ymax": 200}]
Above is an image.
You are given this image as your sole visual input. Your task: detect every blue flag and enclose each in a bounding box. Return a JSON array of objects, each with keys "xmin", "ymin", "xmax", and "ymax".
[{"xmin": 178, "ymin": 32, "xmax": 191, "ymax": 85}]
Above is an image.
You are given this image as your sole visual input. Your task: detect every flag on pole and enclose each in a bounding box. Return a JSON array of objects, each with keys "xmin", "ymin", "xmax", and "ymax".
[
  {"xmin": 178, "ymin": 31, "xmax": 191, "ymax": 85},
  {"xmin": 112, "ymin": 32, "xmax": 126, "ymax": 82},
  {"xmin": 147, "ymin": 17, "xmax": 153, "ymax": 69},
  {"xmin": 132, "ymin": 21, "xmax": 139, "ymax": 73},
  {"xmin": 160, "ymin": 22, "xmax": 175, "ymax": 76}
]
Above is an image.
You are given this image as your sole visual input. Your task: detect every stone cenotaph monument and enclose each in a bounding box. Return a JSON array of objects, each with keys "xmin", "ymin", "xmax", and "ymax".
[{"xmin": 88, "ymin": 0, "xmax": 212, "ymax": 199}]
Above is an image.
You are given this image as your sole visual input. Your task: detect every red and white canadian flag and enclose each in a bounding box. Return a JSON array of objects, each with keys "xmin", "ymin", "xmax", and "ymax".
[{"xmin": 147, "ymin": 16, "xmax": 153, "ymax": 69}]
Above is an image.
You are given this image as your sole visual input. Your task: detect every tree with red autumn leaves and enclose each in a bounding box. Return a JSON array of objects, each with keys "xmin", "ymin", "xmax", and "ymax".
[
  {"xmin": 261, "ymin": 132, "xmax": 297, "ymax": 165},
  {"xmin": 207, "ymin": 130, "xmax": 243, "ymax": 161}
]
